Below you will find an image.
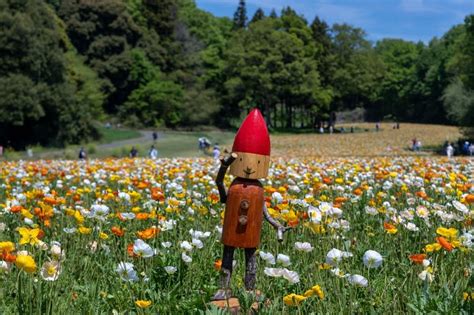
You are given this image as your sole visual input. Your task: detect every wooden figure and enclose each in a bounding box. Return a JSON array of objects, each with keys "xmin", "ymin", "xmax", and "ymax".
[{"xmin": 212, "ymin": 109, "xmax": 290, "ymax": 302}]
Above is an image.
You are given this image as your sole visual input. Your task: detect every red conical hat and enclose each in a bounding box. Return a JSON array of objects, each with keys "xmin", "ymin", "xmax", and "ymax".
[{"xmin": 232, "ymin": 109, "xmax": 270, "ymax": 156}]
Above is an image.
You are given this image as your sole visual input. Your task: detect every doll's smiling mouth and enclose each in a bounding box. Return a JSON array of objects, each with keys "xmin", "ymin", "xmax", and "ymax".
[{"xmin": 243, "ymin": 167, "xmax": 255, "ymax": 176}]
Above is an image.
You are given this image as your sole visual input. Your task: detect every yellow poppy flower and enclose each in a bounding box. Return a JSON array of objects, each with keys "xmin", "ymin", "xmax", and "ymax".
[
  {"xmin": 17, "ymin": 227, "xmax": 40, "ymax": 245},
  {"xmin": 135, "ymin": 300, "xmax": 152, "ymax": 308},
  {"xmin": 283, "ymin": 294, "xmax": 307, "ymax": 306},
  {"xmin": 15, "ymin": 255, "xmax": 37, "ymax": 273}
]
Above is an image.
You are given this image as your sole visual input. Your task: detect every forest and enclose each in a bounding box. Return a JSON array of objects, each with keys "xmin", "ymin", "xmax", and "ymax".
[{"xmin": 0, "ymin": 0, "xmax": 473, "ymax": 148}]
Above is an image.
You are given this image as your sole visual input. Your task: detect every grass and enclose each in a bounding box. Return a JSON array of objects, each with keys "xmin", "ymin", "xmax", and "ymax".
[{"xmin": 97, "ymin": 127, "xmax": 142, "ymax": 143}]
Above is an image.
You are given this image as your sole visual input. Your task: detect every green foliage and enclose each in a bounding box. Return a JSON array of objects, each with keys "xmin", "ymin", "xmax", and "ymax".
[
  {"xmin": 443, "ymin": 79, "xmax": 474, "ymax": 138},
  {"xmin": 120, "ymin": 79, "xmax": 184, "ymax": 127},
  {"xmin": 0, "ymin": 0, "xmax": 99, "ymax": 149}
]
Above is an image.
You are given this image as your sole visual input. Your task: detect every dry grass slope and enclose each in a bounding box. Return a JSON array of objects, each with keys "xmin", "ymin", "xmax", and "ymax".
[{"xmin": 271, "ymin": 123, "xmax": 461, "ymax": 157}]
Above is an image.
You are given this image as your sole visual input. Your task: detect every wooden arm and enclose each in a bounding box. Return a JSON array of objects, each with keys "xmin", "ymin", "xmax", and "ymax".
[
  {"xmin": 263, "ymin": 204, "xmax": 290, "ymax": 242},
  {"xmin": 216, "ymin": 153, "xmax": 237, "ymax": 203}
]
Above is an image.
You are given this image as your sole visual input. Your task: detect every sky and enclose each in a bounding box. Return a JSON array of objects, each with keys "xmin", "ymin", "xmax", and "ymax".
[{"xmin": 195, "ymin": 0, "xmax": 474, "ymax": 43}]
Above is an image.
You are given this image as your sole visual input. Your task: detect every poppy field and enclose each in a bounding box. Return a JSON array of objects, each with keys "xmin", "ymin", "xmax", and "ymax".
[{"xmin": 0, "ymin": 157, "xmax": 473, "ymax": 313}]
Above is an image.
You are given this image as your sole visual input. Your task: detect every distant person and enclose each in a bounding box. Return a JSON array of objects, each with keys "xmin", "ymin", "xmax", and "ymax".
[
  {"xmin": 105, "ymin": 122, "xmax": 111, "ymax": 129},
  {"xmin": 152, "ymin": 131, "xmax": 158, "ymax": 142},
  {"xmin": 78, "ymin": 147, "xmax": 87, "ymax": 160},
  {"xmin": 412, "ymin": 138, "xmax": 417, "ymax": 151},
  {"xmin": 213, "ymin": 144, "xmax": 220, "ymax": 160},
  {"xmin": 396, "ymin": 122, "xmax": 400, "ymax": 129},
  {"xmin": 350, "ymin": 126, "xmax": 354, "ymax": 133},
  {"xmin": 0, "ymin": 145, "xmax": 3, "ymax": 157},
  {"xmin": 469, "ymin": 143, "xmax": 474, "ymax": 156},
  {"xmin": 340, "ymin": 127, "xmax": 345, "ymax": 133},
  {"xmin": 375, "ymin": 122, "xmax": 380, "ymax": 132},
  {"xmin": 329, "ymin": 125, "xmax": 333, "ymax": 134},
  {"xmin": 415, "ymin": 140, "xmax": 422, "ymax": 152},
  {"xmin": 27, "ymin": 148, "xmax": 33, "ymax": 158},
  {"xmin": 319, "ymin": 126, "xmax": 324, "ymax": 134},
  {"xmin": 149, "ymin": 145, "xmax": 158, "ymax": 159},
  {"xmin": 446, "ymin": 143, "xmax": 454, "ymax": 158},
  {"xmin": 129, "ymin": 146, "xmax": 138, "ymax": 158},
  {"xmin": 463, "ymin": 141, "xmax": 470, "ymax": 154}
]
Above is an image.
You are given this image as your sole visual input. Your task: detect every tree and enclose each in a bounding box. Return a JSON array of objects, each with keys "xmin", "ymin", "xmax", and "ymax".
[
  {"xmin": 0, "ymin": 0, "xmax": 100, "ymax": 148},
  {"xmin": 269, "ymin": 9, "xmax": 278, "ymax": 19},
  {"xmin": 232, "ymin": 0, "xmax": 247, "ymax": 30},
  {"xmin": 250, "ymin": 8, "xmax": 265, "ymax": 24},
  {"xmin": 223, "ymin": 18, "xmax": 329, "ymax": 128}
]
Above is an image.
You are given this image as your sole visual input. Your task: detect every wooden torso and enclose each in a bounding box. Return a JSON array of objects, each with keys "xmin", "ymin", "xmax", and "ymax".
[{"xmin": 221, "ymin": 178, "xmax": 264, "ymax": 248}]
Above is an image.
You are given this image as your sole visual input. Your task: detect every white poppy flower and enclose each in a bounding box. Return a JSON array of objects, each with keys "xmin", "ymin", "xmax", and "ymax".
[
  {"xmin": 89, "ymin": 204, "xmax": 110, "ymax": 220},
  {"xmin": 326, "ymin": 248, "xmax": 353, "ymax": 266},
  {"xmin": 263, "ymin": 267, "xmax": 282, "ymax": 277},
  {"xmin": 452, "ymin": 201, "xmax": 468, "ymax": 214},
  {"xmin": 348, "ymin": 274, "xmax": 368, "ymax": 287},
  {"xmin": 404, "ymin": 222, "xmax": 419, "ymax": 232},
  {"xmin": 40, "ymin": 260, "xmax": 61, "ymax": 281},
  {"xmin": 133, "ymin": 239, "xmax": 154, "ymax": 258},
  {"xmin": 0, "ymin": 261, "xmax": 11, "ymax": 273},
  {"xmin": 307, "ymin": 206, "xmax": 322, "ymax": 223},
  {"xmin": 63, "ymin": 227, "xmax": 77, "ymax": 234},
  {"xmin": 365, "ymin": 206, "xmax": 378, "ymax": 216},
  {"xmin": 272, "ymin": 192, "xmax": 283, "ymax": 204},
  {"xmin": 319, "ymin": 202, "xmax": 332, "ymax": 213},
  {"xmin": 161, "ymin": 241, "xmax": 172, "ymax": 248},
  {"xmin": 362, "ymin": 250, "xmax": 383, "ymax": 268},
  {"xmin": 164, "ymin": 266, "xmax": 177, "ymax": 274},
  {"xmin": 259, "ymin": 251, "xmax": 276, "ymax": 265},
  {"xmin": 181, "ymin": 252, "xmax": 192, "ymax": 264},
  {"xmin": 294, "ymin": 242, "xmax": 313, "ymax": 252},
  {"xmin": 180, "ymin": 241, "xmax": 193, "ymax": 252},
  {"xmin": 418, "ymin": 270, "xmax": 434, "ymax": 282},
  {"xmin": 120, "ymin": 212, "xmax": 136, "ymax": 220},
  {"xmin": 116, "ymin": 262, "xmax": 138, "ymax": 282},
  {"xmin": 189, "ymin": 229, "xmax": 211, "ymax": 239},
  {"xmin": 277, "ymin": 254, "xmax": 291, "ymax": 266},
  {"xmin": 192, "ymin": 238, "xmax": 204, "ymax": 249},
  {"xmin": 281, "ymin": 268, "xmax": 300, "ymax": 284}
]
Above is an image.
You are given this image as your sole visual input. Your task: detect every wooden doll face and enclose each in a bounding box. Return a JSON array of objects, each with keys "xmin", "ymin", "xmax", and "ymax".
[{"xmin": 229, "ymin": 152, "xmax": 270, "ymax": 179}]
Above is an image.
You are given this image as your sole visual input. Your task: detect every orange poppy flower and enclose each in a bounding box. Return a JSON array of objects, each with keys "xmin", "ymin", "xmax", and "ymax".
[
  {"xmin": 127, "ymin": 243, "xmax": 136, "ymax": 257},
  {"xmin": 111, "ymin": 226, "xmax": 125, "ymax": 237},
  {"xmin": 334, "ymin": 197, "xmax": 347, "ymax": 203},
  {"xmin": 416, "ymin": 191, "xmax": 427, "ymax": 199},
  {"xmin": 383, "ymin": 222, "xmax": 398, "ymax": 234},
  {"xmin": 409, "ymin": 253, "xmax": 426, "ymax": 264},
  {"xmin": 436, "ymin": 237, "xmax": 453, "ymax": 252},
  {"xmin": 288, "ymin": 219, "xmax": 299, "ymax": 228},
  {"xmin": 322, "ymin": 177, "xmax": 332, "ymax": 185},
  {"xmin": 465, "ymin": 194, "xmax": 474, "ymax": 204},
  {"xmin": 214, "ymin": 259, "xmax": 222, "ymax": 271},
  {"xmin": 151, "ymin": 188, "xmax": 165, "ymax": 201},
  {"xmin": 136, "ymin": 213, "xmax": 149, "ymax": 220},
  {"xmin": 137, "ymin": 227, "xmax": 160, "ymax": 240},
  {"xmin": 10, "ymin": 205, "xmax": 22, "ymax": 213},
  {"xmin": 384, "ymin": 222, "xmax": 396, "ymax": 230},
  {"xmin": 1, "ymin": 250, "xmax": 16, "ymax": 263},
  {"xmin": 43, "ymin": 197, "xmax": 58, "ymax": 205}
]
